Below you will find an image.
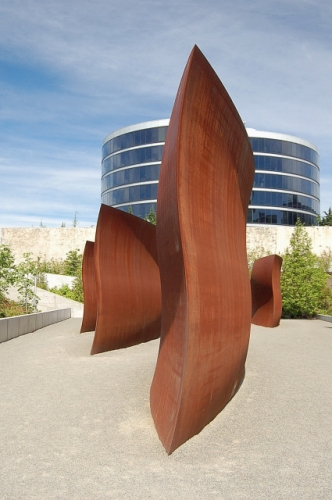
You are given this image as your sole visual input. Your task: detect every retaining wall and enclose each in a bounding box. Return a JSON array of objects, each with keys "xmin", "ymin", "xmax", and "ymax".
[
  {"xmin": 0, "ymin": 308, "xmax": 71, "ymax": 344},
  {"xmin": 0, "ymin": 227, "xmax": 96, "ymax": 263},
  {"xmin": 0, "ymin": 226, "xmax": 331, "ymax": 264}
]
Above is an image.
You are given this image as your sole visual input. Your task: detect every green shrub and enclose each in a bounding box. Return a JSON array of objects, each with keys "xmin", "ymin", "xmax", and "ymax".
[
  {"xmin": 63, "ymin": 249, "xmax": 82, "ymax": 277},
  {"xmin": 38, "ymin": 257, "xmax": 65, "ymax": 275},
  {"xmin": 49, "ymin": 276, "xmax": 83, "ymax": 303},
  {"xmin": 281, "ymin": 220, "xmax": 330, "ymax": 318},
  {"xmin": 0, "ymin": 294, "xmax": 28, "ymax": 317}
]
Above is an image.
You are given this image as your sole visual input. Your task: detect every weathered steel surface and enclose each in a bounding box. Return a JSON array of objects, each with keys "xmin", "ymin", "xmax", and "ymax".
[
  {"xmin": 91, "ymin": 204, "xmax": 161, "ymax": 354},
  {"xmin": 150, "ymin": 46, "xmax": 255, "ymax": 454},
  {"xmin": 80, "ymin": 240, "xmax": 97, "ymax": 333},
  {"xmin": 251, "ymin": 254, "xmax": 283, "ymax": 328}
]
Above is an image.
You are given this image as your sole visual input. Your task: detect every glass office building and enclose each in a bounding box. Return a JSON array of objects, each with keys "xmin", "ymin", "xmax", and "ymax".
[
  {"xmin": 102, "ymin": 120, "xmax": 167, "ymax": 219},
  {"xmin": 247, "ymin": 129, "xmax": 320, "ymax": 225},
  {"xmin": 102, "ymin": 120, "xmax": 320, "ymax": 225}
]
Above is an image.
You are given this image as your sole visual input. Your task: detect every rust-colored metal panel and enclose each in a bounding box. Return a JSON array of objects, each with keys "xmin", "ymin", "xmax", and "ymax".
[
  {"xmin": 251, "ymin": 254, "xmax": 283, "ymax": 328},
  {"xmin": 150, "ymin": 46, "xmax": 255, "ymax": 454},
  {"xmin": 91, "ymin": 204, "xmax": 161, "ymax": 354},
  {"xmin": 80, "ymin": 240, "xmax": 97, "ymax": 333}
]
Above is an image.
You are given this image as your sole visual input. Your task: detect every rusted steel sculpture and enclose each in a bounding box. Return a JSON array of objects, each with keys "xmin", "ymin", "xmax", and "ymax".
[
  {"xmin": 80, "ymin": 241, "xmax": 98, "ymax": 333},
  {"xmin": 251, "ymin": 254, "xmax": 283, "ymax": 328},
  {"xmin": 90, "ymin": 204, "xmax": 161, "ymax": 354},
  {"xmin": 150, "ymin": 46, "xmax": 255, "ymax": 454}
]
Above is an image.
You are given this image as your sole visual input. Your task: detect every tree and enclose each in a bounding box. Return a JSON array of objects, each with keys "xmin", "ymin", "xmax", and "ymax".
[
  {"xmin": 319, "ymin": 207, "xmax": 332, "ymax": 226},
  {"xmin": 50, "ymin": 250, "xmax": 83, "ymax": 302},
  {"xmin": 71, "ymin": 272, "xmax": 84, "ymax": 302},
  {"xmin": 317, "ymin": 249, "xmax": 332, "ymax": 274},
  {"xmin": 281, "ymin": 219, "xmax": 330, "ymax": 318},
  {"xmin": 16, "ymin": 253, "xmax": 40, "ymax": 313},
  {"xmin": 63, "ymin": 249, "xmax": 82, "ymax": 277},
  {"xmin": 0, "ymin": 244, "xmax": 16, "ymax": 298},
  {"xmin": 144, "ymin": 206, "xmax": 157, "ymax": 225}
]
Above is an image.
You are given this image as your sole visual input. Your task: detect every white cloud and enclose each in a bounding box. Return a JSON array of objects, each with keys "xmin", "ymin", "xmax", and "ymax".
[{"xmin": 0, "ymin": 0, "xmax": 331, "ymax": 227}]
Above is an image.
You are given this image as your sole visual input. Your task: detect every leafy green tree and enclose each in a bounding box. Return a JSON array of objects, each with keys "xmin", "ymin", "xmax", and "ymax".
[
  {"xmin": 49, "ymin": 262, "xmax": 83, "ymax": 302},
  {"xmin": 0, "ymin": 244, "xmax": 16, "ymax": 299},
  {"xmin": 50, "ymin": 249, "xmax": 84, "ymax": 302},
  {"xmin": 144, "ymin": 206, "xmax": 157, "ymax": 225},
  {"xmin": 38, "ymin": 257, "xmax": 65, "ymax": 275},
  {"xmin": 281, "ymin": 220, "xmax": 330, "ymax": 318},
  {"xmin": 317, "ymin": 249, "xmax": 332, "ymax": 274},
  {"xmin": 63, "ymin": 249, "xmax": 82, "ymax": 276},
  {"xmin": 318, "ymin": 207, "xmax": 332, "ymax": 226},
  {"xmin": 71, "ymin": 272, "xmax": 84, "ymax": 302},
  {"xmin": 16, "ymin": 253, "xmax": 40, "ymax": 313}
]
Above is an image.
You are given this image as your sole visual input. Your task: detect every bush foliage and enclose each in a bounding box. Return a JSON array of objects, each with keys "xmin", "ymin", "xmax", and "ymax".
[
  {"xmin": 280, "ymin": 220, "xmax": 331, "ymax": 318},
  {"xmin": 0, "ymin": 246, "xmax": 84, "ymax": 316}
]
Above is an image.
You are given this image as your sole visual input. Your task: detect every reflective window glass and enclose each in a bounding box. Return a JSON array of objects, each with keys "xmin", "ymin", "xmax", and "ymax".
[
  {"xmin": 102, "ymin": 126, "xmax": 168, "ymax": 159},
  {"xmin": 250, "ymin": 190, "xmax": 319, "ymax": 214},
  {"xmin": 247, "ymin": 208, "xmax": 317, "ymax": 226},
  {"xmin": 254, "ymin": 156, "xmax": 319, "ymax": 182},
  {"xmin": 102, "ymin": 183, "xmax": 158, "ymax": 205},
  {"xmin": 102, "ymin": 145, "xmax": 164, "ymax": 175},
  {"xmin": 250, "ymin": 138, "xmax": 319, "ymax": 166},
  {"xmin": 101, "ymin": 164, "xmax": 161, "ymax": 192},
  {"xmin": 253, "ymin": 173, "xmax": 319, "ymax": 197}
]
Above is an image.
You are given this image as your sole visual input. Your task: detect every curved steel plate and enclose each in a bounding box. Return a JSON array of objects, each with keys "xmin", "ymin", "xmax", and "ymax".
[
  {"xmin": 91, "ymin": 204, "xmax": 161, "ymax": 354},
  {"xmin": 80, "ymin": 240, "xmax": 97, "ymax": 333},
  {"xmin": 150, "ymin": 46, "xmax": 255, "ymax": 454},
  {"xmin": 251, "ymin": 254, "xmax": 283, "ymax": 327}
]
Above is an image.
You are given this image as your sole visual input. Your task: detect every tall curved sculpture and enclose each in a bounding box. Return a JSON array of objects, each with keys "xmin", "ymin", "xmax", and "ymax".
[
  {"xmin": 91, "ymin": 204, "xmax": 161, "ymax": 354},
  {"xmin": 80, "ymin": 240, "xmax": 97, "ymax": 333},
  {"xmin": 150, "ymin": 46, "xmax": 255, "ymax": 454},
  {"xmin": 251, "ymin": 254, "xmax": 283, "ymax": 328}
]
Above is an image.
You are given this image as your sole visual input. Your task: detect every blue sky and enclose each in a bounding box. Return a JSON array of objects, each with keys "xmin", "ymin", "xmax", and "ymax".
[{"xmin": 0, "ymin": 0, "xmax": 331, "ymax": 227}]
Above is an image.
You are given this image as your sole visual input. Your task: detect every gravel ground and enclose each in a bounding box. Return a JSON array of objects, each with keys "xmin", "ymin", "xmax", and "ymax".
[{"xmin": 0, "ymin": 318, "xmax": 331, "ymax": 499}]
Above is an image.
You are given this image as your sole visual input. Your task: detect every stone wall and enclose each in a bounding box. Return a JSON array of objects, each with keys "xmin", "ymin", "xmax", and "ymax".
[
  {"xmin": 246, "ymin": 225, "xmax": 332, "ymax": 256},
  {"xmin": 0, "ymin": 227, "xmax": 96, "ymax": 263},
  {"xmin": 0, "ymin": 225, "xmax": 331, "ymax": 265}
]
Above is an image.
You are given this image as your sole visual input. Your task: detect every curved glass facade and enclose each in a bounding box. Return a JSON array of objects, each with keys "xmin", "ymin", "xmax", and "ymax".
[
  {"xmin": 101, "ymin": 120, "xmax": 168, "ymax": 218},
  {"xmin": 102, "ymin": 121, "xmax": 320, "ymax": 225},
  {"xmin": 247, "ymin": 129, "xmax": 320, "ymax": 226}
]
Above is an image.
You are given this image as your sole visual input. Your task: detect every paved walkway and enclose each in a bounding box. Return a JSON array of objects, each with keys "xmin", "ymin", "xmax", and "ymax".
[{"xmin": 0, "ymin": 318, "xmax": 331, "ymax": 499}]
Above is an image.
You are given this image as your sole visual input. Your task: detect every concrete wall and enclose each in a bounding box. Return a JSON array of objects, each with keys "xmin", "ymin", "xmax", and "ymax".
[
  {"xmin": 0, "ymin": 225, "xmax": 331, "ymax": 263},
  {"xmin": 246, "ymin": 225, "xmax": 332, "ymax": 256},
  {"xmin": 0, "ymin": 227, "xmax": 96, "ymax": 263},
  {"xmin": 45, "ymin": 273, "xmax": 75, "ymax": 289},
  {"xmin": 0, "ymin": 308, "xmax": 71, "ymax": 344}
]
